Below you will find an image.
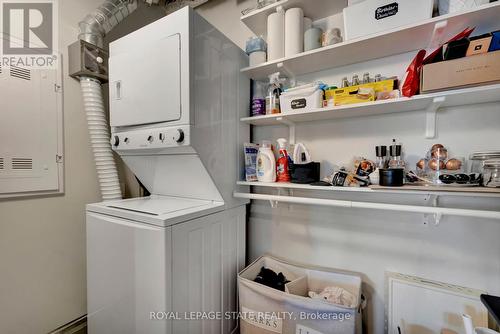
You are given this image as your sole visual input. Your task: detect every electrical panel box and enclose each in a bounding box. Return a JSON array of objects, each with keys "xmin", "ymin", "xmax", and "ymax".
[{"xmin": 0, "ymin": 64, "xmax": 64, "ymax": 198}]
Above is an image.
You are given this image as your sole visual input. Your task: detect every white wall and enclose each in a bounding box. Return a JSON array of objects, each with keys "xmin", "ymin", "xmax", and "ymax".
[
  {"xmin": 0, "ymin": 1, "xmax": 104, "ymax": 333},
  {"xmin": 197, "ymin": 1, "xmax": 500, "ymax": 333}
]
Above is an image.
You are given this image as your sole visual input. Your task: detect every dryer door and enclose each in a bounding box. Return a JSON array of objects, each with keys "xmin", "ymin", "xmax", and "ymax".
[{"xmin": 110, "ymin": 33, "xmax": 181, "ymax": 127}]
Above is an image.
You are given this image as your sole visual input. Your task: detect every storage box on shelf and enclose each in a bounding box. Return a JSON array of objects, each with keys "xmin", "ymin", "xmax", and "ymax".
[
  {"xmin": 241, "ymin": 2, "xmax": 500, "ymax": 80},
  {"xmin": 421, "ymin": 51, "xmax": 500, "ymax": 93},
  {"xmin": 343, "ymin": 0, "xmax": 434, "ymax": 40}
]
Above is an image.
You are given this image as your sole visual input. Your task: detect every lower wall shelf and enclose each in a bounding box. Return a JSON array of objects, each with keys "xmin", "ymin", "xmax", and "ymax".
[
  {"xmin": 236, "ymin": 181, "xmax": 500, "ymax": 198},
  {"xmin": 233, "ymin": 191, "xmax": 500, "ymax": 221}
]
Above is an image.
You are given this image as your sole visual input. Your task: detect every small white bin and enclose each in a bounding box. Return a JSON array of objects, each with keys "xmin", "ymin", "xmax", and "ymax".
[
  {"xmin": 238, "ymin": 255, "xmax": 362, "ymax": 334},
  {"xmin": 279, "ymin": 84, "xmax": 324, "ymax": 114}
]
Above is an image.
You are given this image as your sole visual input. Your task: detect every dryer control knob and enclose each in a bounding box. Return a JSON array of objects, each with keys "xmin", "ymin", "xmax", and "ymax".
[
  {"xmin": 112, "ymin": 135, "xmax": 119, "ymax": 147},
  {"xmin": 174, "ymin": 129, "xmax": 184, "ymax": 143}
]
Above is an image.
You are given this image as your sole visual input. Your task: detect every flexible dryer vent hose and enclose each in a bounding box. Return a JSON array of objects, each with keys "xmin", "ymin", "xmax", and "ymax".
[
  {"xmin": 77, "ymin": 0, "xmax": 139, "ymax": 201},
  {"xmin": 79, "ymin": 0, "xmax": 137, "ymax": 48},
  {"xmin": 80, "ymin": 78, "xmax": 122, "ymax": 201}
]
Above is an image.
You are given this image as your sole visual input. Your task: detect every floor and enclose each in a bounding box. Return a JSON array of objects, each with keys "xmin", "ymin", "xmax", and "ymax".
[{"xmin": 49, "ymin": 316, "xmax": 87, "ymax": 334}]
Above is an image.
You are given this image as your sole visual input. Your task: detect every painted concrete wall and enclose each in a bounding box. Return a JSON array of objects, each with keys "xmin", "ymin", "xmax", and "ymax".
[{"xmin": 0, "ymin": 1, "xmax": 106, "ymax": 333}]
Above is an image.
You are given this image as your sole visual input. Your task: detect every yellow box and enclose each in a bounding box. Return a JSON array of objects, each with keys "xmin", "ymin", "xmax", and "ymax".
[{"xmin": 333, "ymin": 79, "xmax": 396, "ymax": 106}]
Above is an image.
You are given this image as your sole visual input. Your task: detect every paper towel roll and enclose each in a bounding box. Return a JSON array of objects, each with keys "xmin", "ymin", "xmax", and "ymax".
[
  {"xmin": 284, "ymin": 8, "xmax": 303, "ymax": 57},
  {"xmin": 267, "ymin": 8, "xmax": 285, "ymax": 61},
  {"xmin": 303, "ymin": 17, "xmax": 312, "ymax": 31}
]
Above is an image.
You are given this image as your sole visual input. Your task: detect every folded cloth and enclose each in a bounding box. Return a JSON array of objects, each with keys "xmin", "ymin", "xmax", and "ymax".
[
  {"xmin": 308, "ymin": 286, "xmax": 356, "ymax": 307},
  {"xmin": 254, "ymin": 266, "xmax": 290, "ymax": 292}
]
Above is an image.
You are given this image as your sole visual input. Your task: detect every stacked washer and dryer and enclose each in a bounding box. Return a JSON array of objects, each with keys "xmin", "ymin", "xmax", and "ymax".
[{"xmin": 85, "ymin": 7, "xmax": 250, "ymax": 334}]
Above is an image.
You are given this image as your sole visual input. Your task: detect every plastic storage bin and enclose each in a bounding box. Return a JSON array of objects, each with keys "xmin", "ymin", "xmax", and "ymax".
[
  {"xmin": 343, "ymin": 0, "xmax": 434, "ymax": 40},
  {"xmin": 279, "ymin": 84, "xmax": 324, "ymax": 114},
  {"xmin": 238, "ymin": 255, "xmax": 362, "ymax": 334}
]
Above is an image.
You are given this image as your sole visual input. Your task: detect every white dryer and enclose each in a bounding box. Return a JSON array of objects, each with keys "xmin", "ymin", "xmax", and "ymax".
[{"xmin": 86, "ymin": 7, "xmax": 249, "ymax": 334}]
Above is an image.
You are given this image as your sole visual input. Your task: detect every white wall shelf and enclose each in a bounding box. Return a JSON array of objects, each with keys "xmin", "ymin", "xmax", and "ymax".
[
  {"xmin": 241, "ymin": 2, "xmax": 500, "ymax": 80},
  {"xmin": 241, "ymin": 0, "xmax": 347, "ymax": 37},
  {"xmin": 233, "ymin": 191, "xmax": 500, "ymax": 221},
  {"xmin": 241, "ymin": 84, "xmax": 500, "ymax": 130},
  {"xmin": 237, "ymin": 181, "xmax": 500, "ymax": 198}
]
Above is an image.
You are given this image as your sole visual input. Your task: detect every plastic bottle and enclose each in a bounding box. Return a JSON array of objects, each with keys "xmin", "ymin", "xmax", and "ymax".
[
  {"xmin": 257, "ymin": 141, "xmax": 276, "ymax": 182},
  {"xmin": 251, "ymin": 81, "xmax": 266, "ymax": 116},
  {"xmin": 265, "ymin": 72, "xmax": 283, "ymax": 114},
  {"xmin": 276, "ymin": 138, "xmax": 290, "ymax": 182}
]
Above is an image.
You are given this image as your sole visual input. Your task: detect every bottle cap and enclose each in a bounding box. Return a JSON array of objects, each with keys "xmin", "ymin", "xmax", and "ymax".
[
  {"xmin": 276, "ymin": 138, "xmax": 287, "ymax": 149},
  {"xmin": 261, "ymin": 140, "xmax": 272, "ymax": 148}
]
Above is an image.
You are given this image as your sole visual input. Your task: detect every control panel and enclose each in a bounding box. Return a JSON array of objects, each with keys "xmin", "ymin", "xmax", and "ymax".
[{"xmin": 111, "ymin": 125, "xmax": 190, "ymax": 151}]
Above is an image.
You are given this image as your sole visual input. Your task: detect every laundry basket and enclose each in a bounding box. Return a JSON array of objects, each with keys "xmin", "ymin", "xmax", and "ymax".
[{"xmin": 238, "ymin": 255, "xmax": 362, "ymax": 334}]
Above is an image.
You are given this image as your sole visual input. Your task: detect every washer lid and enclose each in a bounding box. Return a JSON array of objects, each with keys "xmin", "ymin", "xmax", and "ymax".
[
  {"xmin": 106, "ymin": 196, "xmax": 208, "ymax": 216},
  {"xmin": 87, "ymin": 195, "xmax": 225, "ymax": 227}
]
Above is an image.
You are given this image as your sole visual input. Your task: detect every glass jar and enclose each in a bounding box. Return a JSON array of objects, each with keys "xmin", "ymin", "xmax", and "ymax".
[
  {"xmin": 469, "ymin": 151, "xmax": 500, "ymax": 174},
  {"xmin": 483, "ymin": 159, "xmax": 500, "ymax": 188}
]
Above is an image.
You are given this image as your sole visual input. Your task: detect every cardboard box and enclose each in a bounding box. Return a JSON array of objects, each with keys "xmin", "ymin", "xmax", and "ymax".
[
  {"xmin": 421, "ymin": 51, "xmax": 500, "ymax": 93},
  {"xmin": 333, "ymin": 78, "xmax": 397, "ymax": 106}
]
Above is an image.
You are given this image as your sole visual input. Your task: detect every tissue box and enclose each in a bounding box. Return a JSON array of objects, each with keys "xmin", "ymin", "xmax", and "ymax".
[
  {"xmin": 420, "ymin": 51, "xmax": 500, "ymax": 93},
  {"xmin": 343, "ymin": 0, "xmax": 433, "ymax": 40}
]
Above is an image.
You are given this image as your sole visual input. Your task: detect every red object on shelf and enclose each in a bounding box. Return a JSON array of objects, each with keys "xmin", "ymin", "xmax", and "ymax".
[
  {"xmin": 402, "ymin": 49, "xmax": 427, "ymax": 97},
  {"xmin": 276, "ymin": 148, "xmax": 290, "ymax": 182}
]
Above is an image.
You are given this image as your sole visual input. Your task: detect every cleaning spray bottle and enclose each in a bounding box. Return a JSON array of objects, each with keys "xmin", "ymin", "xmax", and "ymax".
[
  {"xmin": 276, "ymin": 138, "xmax": 290, "ymax": 182},
  {"xmin": 257, "ymin": 140, "xmax": 276, "ymax": 182},
  {"xmin": 266, "ymin": 72, "xmax": 284, "ymax": 114}
]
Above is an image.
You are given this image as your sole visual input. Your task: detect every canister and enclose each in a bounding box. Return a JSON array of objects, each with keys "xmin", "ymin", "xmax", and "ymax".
[
  {"xmin": 379, "ymin": 168, "xmax": 404, "ymax": 187},
  {"xmin": 304, "ymin": 27, "xmax": 323, "ymax": 51},
  {"xmin": 483, "ymin": 159, "xmax": 500, "ymax": 188},
  {"xmin": 245, "ymin": 36, "xmax": 267, "ymax": 66},
  {"xmin": 469, "ymin": 151, "xmax": 500, "ymax": 174}
]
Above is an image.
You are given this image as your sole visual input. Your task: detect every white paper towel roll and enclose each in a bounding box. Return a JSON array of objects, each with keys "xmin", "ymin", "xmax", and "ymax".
[
  {"xmin": 267, "ymin": 8, "xmax": 285, "ymax": 61},
  {"xmin": 284, "ymin": 7, "xmax": 303, "ymax": 57}
]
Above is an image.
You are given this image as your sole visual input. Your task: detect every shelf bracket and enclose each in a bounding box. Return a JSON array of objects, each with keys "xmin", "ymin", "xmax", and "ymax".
[
  {"xmin": 270, "ymin": 188, "xmax": 288, "ymax": 208},
  {"xmin": 425, "ymin": 96, "xmax": 446, "ymax": 139},
  {"xmin": 277, "ymin": 62, "xmax": 296, "ymax": 86},
  {"xmin": 423, "ymin": 194, "xmax": 442, "ymax": 226},
  {"xmin": 270, "ymin": 188, "xmax": 279, "ymax": 208},
  {"xmin": 276, "ymin": 117, "xmax": 296, "ymax": 144}
]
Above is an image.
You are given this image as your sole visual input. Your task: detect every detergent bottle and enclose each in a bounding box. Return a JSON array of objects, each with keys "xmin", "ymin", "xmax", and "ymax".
[
  {"xmin": 257, "ymin": 141, "xmax": 276, "ymax": 182},
  {"xmin": 276, "ymin": 138, "xmax": 290, "ymax": 182}
]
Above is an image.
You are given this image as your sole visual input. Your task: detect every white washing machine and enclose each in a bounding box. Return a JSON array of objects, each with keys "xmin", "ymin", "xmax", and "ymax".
[{"xmin": 86, "ymin": 7, "xmax": 250, "ymax": 334}]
